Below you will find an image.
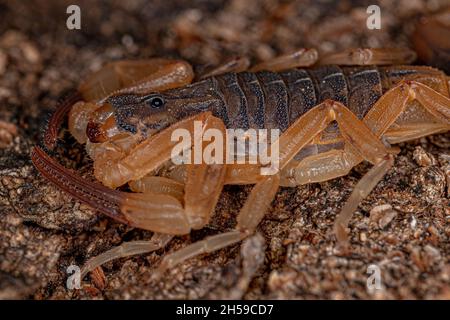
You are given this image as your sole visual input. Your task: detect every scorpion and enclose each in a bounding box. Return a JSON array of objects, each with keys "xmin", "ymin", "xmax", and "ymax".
[{"xmin": 31, "ymin": 46, "xmax": 450, "ymax": 282}]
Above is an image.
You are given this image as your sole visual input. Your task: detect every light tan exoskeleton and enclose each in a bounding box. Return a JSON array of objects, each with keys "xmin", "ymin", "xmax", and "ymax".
[{"xmin": 31, "ymin": 48, "xmax": 450, "ymax": 282}]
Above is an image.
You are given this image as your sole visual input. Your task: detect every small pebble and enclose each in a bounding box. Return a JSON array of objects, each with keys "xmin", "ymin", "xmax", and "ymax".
[
  {"xmin": 410, "ymin": 216, "xmax": 417, "ymax": 229},
  {"xmin": 360, "ymin": 232, "xmax": 367, "ymax": 242},
  {"xmin": 410, "ymin": 247, "xmax": 425, "ymax": 271},
  {"xmin": 413, "ymin": 146, "xmax": 436, "ymax": 167},
  {"xmin": 20, "ymin": 42, "xmax": 41, "ymax": 64},
  {"xmin": 427, "ymin": 225, "xmax": 440, "ymax": 244},
  {"xmin": 370, "ymin": 204, "xmax": 397, "ymax": 229},
  {"xmin": 423, "ymin": 245, "xmax": 441, "ymax": 264}
]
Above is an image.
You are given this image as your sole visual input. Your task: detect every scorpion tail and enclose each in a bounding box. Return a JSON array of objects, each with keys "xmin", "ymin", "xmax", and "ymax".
[{"xmin": 31, "ymin": 146, "xmax": 130, "ymax": 225}]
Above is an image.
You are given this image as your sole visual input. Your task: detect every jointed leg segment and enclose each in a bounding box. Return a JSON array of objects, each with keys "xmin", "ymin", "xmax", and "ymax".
[
  {"xmin": 319, "ymin": 48, "xmax": 417, "ymax": 66},
  {"xmin": 155, "ymin": 174, "xmax": 280, "ymax": 275},
  {"xmin": 276, "ymin": 100, "xmax": 391, "ymax": 170},
  {"xmin": 80, "ymin": 233, "xmax": 174, "ymax": 280},
  {"xmin": 250, "ymin": 48, "xmax": 319, "ymax": 72},
  {"xmin": 78, "ymin": 59, "xmax": 194, "ymax": 102},
  {"xmin": 364, "ymin": 81, "xmax": 450, "ymax": 138},
  {"xmin": 333, "ymin": 154, "xmax": 394, "ymax": 243},
  {"xmin": 281, "ymin": 79, "xmax": 450, "ymax": 243},
  {"xmin": 184, "ymin": 116, "xmax": 228, "ymax": 229}
]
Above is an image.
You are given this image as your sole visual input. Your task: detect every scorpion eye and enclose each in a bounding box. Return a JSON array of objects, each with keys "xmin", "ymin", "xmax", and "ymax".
[{"xmin": 147, "ymin": 96, "xmax": 165, "ymax": 109}]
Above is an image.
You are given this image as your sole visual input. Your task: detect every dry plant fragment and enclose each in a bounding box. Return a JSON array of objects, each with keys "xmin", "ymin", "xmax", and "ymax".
[{"xmin": 90, "ymin": 266, "xmax": 106, "ymax": 290}]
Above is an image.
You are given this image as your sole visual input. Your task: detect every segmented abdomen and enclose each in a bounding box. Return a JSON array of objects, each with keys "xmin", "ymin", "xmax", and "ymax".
[{"xmin": 210, "ymin": 65, "xmax": 393, "ymax": 131}]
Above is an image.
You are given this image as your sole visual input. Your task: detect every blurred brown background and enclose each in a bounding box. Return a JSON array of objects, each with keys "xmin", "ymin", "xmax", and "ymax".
[{"xmin": 0, "ymin": 0, "xmax": 449, "ymax": 299}]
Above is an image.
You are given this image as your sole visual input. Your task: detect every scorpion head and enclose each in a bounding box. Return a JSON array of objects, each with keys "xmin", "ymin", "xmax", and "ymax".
[{"xmin": 79, "ymin": 79, "xmax": 221, "ymax": 143}]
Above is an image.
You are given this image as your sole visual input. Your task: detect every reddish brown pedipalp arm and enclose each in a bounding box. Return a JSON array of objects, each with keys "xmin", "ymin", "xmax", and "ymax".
[
  {"xmin": 31, "ymin": 146, "xmax": 130, "ymax": 225},
  {"xmin": 43, "ymin": 90, "xmax": 83, "ymax": 150}
]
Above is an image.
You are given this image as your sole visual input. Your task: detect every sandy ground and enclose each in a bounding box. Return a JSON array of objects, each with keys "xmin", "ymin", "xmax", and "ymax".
[{"xmin": 0, "ymin": 0, "xmax": 449, "ymax": 299}]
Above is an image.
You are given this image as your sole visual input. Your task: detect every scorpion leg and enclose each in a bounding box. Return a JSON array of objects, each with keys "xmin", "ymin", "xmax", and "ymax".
[
  {"xmin": 333, "ymin": 154, "xmax": 394, "ymax": 244},
  {"xmin": 329, "ymin": 80, "xmax": 450, "ymax": 242},
  {"xmin": 154, "ymin": 99, "xmax": 394, "ymax": 272},
  {"xmin": 183, "ymin": 115, "xmax": 228, "ymax": 229},
  {"xmin": 315, "ymin": 102, "xmax": 395, "ymax": 244},
  {"xmin": 250, "ymin": 48, "xmax": 319, "ymax": 72},
  {"xmin": 224, "ymin": 164, "xmax": 262, "ymax": 185},
  {"xmin": 279, "ymin": 146, "xmax": 361, "ymax": 187},
  {"xmin": 78, "ymin": 59, "xmax": 194, "ymax": 102},
  {"xmin": 198, "ymin": 56, "xmax": 250, "ymax": 79},
  {"xmin": 224, "ymin": 99, "xmax": 390, "ymax": 185},
  {"xmin": 200, "ymin": 48, "xmax": 319, "ymax": 78},
  {"xmin": 330, "ymin": 101, "xmax": 391, "ymax": 165},
  {"xmin": 80, "ymin": 233, "xmax": 174, "ymax": 280},
  {"xmin": 227, "ymin": 82, "xmax": 448, "ymax": 242},
  {"xmin": 319, "ymin": 48, "xmax": 416, "ymax": 65},
  {"xmin": 129, "ymin": 176, "xmax": 185, "ymax": 202},
  {"xmin": 383, "ymin": 122, "xmax": 449, "ymax": 144},
  {"xmin": 409, "ymin": 81, "xmax": 450, "ymax": 122},
  {"xmin": 331, "ymin": 81, "xmax": 450, "ymax": 241},
  {"xmin": 221, "ymin": 100, "xmax": 359, "ymax": 185},
  {"xmin": 364, "ymin": 81, "xmax": 450, "ymax": 140},
  {"xmin": 276, "ymin": 100, "xmax": 390, "ymax": 169},
  {"xmin": 154, "ymin": 174, "xmax": 279, "ymax": 276},
  {"xmin": 269, "ymin": 100, "xmax": 393, "ymax": 243}
]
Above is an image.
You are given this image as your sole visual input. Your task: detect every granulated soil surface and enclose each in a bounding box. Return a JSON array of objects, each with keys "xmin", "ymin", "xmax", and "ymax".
[{"xmin": 0, "ymin": 0, "xmax": 448, "ymax": 299}]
